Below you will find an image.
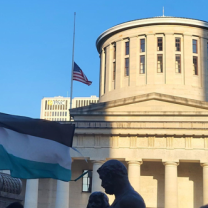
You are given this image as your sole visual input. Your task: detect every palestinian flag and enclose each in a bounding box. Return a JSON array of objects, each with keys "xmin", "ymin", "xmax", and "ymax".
[{"xmin": 0, "ymin": 112, "xmax": 75, "ymax": 181}]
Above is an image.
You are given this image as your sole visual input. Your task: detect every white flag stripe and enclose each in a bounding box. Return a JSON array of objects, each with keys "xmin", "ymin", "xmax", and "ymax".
[{"xmin": 0, "ymin": 127, "xmax": 71, "ymax": 170}]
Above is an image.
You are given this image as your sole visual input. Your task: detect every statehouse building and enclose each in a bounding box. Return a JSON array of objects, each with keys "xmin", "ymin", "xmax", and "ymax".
[{"xmin": 2, "ymin": 16, "xmax": 208, "ymax": 208}]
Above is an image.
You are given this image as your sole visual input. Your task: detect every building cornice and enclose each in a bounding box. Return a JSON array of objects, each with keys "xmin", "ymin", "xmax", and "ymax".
[
  {"xmin": 96, "ymin": 17, "xmax": 208, "ymax": 52},
  {"xmin": 69, "ymin": 92, "xmax": 208, "ymax": 116}
]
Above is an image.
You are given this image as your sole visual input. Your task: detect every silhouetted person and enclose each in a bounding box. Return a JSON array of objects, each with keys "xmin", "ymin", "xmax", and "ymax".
[
  {"xmin": 97, "ymin": 160, "xmax": 146, "ymax": 208},
  {"xmin": 6, "ymin": 202, "xmax": 23, "ymax": 208},
  {"xmin": 87, "ymin": 191, "xmax": 110, "ymax": 208},
  {"xmin": 201, "ymin": 205, "xmax": 208, "ymax": 208}
]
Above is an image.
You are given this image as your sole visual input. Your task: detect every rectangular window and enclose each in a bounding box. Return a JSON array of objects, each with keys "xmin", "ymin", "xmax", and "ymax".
[
  {"xmin": 157, "ymin": 37, "xmax": 163, "ymax": 51},
  {"xmin": 82, "ymin": 170, "xmax": 92, "ymax": 192},
  {"xmin": 207, "ymin": 42, "xmax": 208, "ymax": 56},
  {"xmin": 193, "ymin": 40, "xmax": 197, "ymax": 53},
  {"xmin": 45, "ymin": 101, "xmax": 47, "ymax": 110},
  {"xmin": 175, "ymin": 38, "xmax": 181, "ymax": 51},
  {"xmin": 104, "ymin": 48, "xmax": 107, "ymax": 93},
  {"xmin": 125, "ymin": 58, "xmax": 129, "ymax": 76},
  {"xmin": 113, "ymin": 43, "xmax": 116, "ymax": 59},
  {"xmin": 125, "ymin": 41, "xmax": 129, "ymax": 55},
  {"xmin": 157, "ymin": 55, "xmax": 163, "ymax": 73},
  {"xmin": 193, "ymin": 56, "xmax": 198, "ymax": 75},
  {"xmin": 52, "ymin": 112, "xmax": 54, "ymax": 116},
  {"xmin": 113, "ymin": 62, "xmax": 116, "ymax": 81},
  {"xmin": 65, "ymin": 112, "xmax": 67, "ymax": 116},
  {"xmin": 140, "ymin": 39, "xmax": 145, "ymax": 52},
  {"xmin": 140, "ymin": 55, "xmax": 145, "ymax": 74},
  {"xmin": 175, "ymin": 55, "xmax": 181, "ymax": 73},
  {"xmin": 65, "ymin": 101, "xmax": 67, "ymax": 111}
]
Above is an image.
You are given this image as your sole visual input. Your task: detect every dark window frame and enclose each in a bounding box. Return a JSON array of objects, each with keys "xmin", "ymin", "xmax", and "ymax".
[
  {"xmin": 140, "ymin": 55, "xmax": 145, "ymax": 74},
  {"xmin": 125, "ymin": 41, "xmax": 129, "ymax": 55},
  {"xmin": 125, "ymin": 58, "xmax": 129, "ymax": 76},
  {"xmin": 82, "ymin": 170, "xmax": 92, "ymax": 193},
  {"xmin": 193, "ymin": 39, "xmax": 197, "ymax": 54},
  {"xmin": 175, "ymin": 54, "xmax": 181, "ymax": 73},
  {"xmin": 140, "ymin": 39, "xmax": 145, "ymax": 53},
  {"xmin": 193, "ymin": 56, "xmax": 198, "ymax": 75},
  {"xmin": 157, "ymin": 54, "xmax": 163, "ymax": 73},
  {"xmin": 113, "ymin": 43, "xmax": 116, "ymax": 59},
  {"xmin": 175, "ymin": 38, "xmax": 181, "ymax": 52},
  {"xmin": 113, "ymin": 62, "xmax": 116, "ymax": 81},
  {"xmin": 104, "ymin": 48, "xmax": 107, "ymax": 93},
  {"xmin": 157, "ymin": 37, "xmax": 163, "ymax": 51}
]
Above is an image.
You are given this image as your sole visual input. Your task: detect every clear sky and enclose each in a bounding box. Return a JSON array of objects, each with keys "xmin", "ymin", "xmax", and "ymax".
[{"xmin": 1, "ymin": 0, "xmax": 208, "ymax": 118}]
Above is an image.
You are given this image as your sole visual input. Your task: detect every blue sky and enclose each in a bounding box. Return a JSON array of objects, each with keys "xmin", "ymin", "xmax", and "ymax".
[{"xmin": 0, "ymin": 0, "xmax": 208, "ymax": 118}]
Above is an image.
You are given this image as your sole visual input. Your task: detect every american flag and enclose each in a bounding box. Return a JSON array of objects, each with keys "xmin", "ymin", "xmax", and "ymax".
[{"xmin": 73, "ymin": 62, "xmax": 92, "ymax": 86}]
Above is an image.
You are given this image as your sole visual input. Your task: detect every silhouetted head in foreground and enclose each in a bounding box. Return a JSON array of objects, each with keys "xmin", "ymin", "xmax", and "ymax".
[
  {"xmin": 97, "ymin": 159, "xmax": 128, "ymax": 195},
  {"xmin": 201, "ymin": 205, "xmax": 208, "ymax": 208},
  {"xmin": 97, "ymin": 160, "xmax": 146, "ymax": 208},
  {"xmin": 87, "ymin": 192, "xmax": 109, "ymax": 208},
  {"xmin": 6, "ymin": 202, "xmax": 23, "ymax": 208}
]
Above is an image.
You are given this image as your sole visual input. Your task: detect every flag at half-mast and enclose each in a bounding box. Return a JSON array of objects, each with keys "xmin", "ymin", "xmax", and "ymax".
[
  {"xmin": 0, "ymin": 112, "xmax": 75, "ymax": 181},
  {"xmin": 73, "ymin": 62, "xmax": 92, "ymax": 86}
]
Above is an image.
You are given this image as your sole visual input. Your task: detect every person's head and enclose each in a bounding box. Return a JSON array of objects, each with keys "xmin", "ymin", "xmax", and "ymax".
[
  {"xmin": 6, "ymin": 202, "xmax": 23, "ymax": 208},
  {"xmin": 87, "ymin": 192, "xmax": 109, "ymax": 208},
  {"xmin": 97, "ymin": 160, "xmax": 128, "ymax": 195},
  {"xmin": 200, "ymin": 205, "xmax": 208, "ymax": 208}
]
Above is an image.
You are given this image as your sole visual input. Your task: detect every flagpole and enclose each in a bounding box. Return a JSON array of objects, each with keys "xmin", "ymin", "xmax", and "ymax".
[{"xmin": 70, "ymin": 12, "xmax": 76, "ymax": 111}]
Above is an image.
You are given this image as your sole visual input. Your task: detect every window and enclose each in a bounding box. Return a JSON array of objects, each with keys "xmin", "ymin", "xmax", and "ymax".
[
  {"xmin": 82, "ymin": 170, "xmax": 92, "ymax": 192},
  {"xmin": 175, "ymin": 55, "xmax": 181, "ymax": 73},
  {"xmin": 113, "ymin": 62, "xmax": 116, "ymax": 81},
  {"xmin": 65, "ymin": 112, "xmax": 67, "ymax": 116},
  {"xmin": 157, "ymin": 55, "xmax": 163, "ymax": 73},
  {"xmin": 65, "ymin": 101, "xmax": 68, "ymax": 111},
  {"xmin": 125, "ymin": 58, "xmax": 129, "ymax": 76},
  {"xmin": 104, "ymin": 48, "xmax": 107, "ymax": 93},
  {"xmin": 140, "ymin": 55, "xmax": 145, "ymax": 74},
  {"xmin": 52, "ymin": 112, "xmax": 54, "ymax": 116},
  {"xmin": 175, "ymin": 38, "xmax": 181, "ymax": 51},
  {"xmin": 60, "ymin": 105, "xmax": 62, "ymax": 110},
  {"xmin": 193, "ymin": 40, "xmax": 197, "ymax": 53},
  {"xmin": 45, "ymin": 101, "xmax": 47, "ymax": 110},
  {"xmin": 125, "ymin": 41, "xmax": 129, "ymax": 55},
  {"xmin": 157, "ymin": 37, "xmax": 163, "ymax": 51},
  {"xmin": 113, "ymin": 43, "xmax": 116, "ymax": 59},
  {"xmin": 193, "ymin": 56, "xmax": 198, "ymax": 75},
  {"xmin": 140, "ymin": 39, "xmax": 145, "ymax": 52},
  {"xmin": 57, "ymin": 112, "xmax": 59, "ymax": 116},
  {"xmin": 207, "ymin": 42, "xmax": 208, "ymax": 56}
]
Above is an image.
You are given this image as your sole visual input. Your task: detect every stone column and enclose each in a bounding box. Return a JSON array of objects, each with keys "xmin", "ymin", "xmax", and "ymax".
[
  {"xmin": 201, "ymin": 163, "xmax": 208, "ymax": 205},
  {"xmin": 127, "ymin": 161, "xmax": 142, "ymax": 193},
  {"xmin": 92, "ymin": 160, "xmax": 104, "ymax": 192},
  {"xmin": 24, "ymin": 179, "xmax": 39, "ymax": 208},
  {"xmin": 55, "ymin": 159, "xmax": 74, "ymax": 208},
  {"xmin": 55, "ymin": 180, "xmax": 69, "ymax": 208},
  {"xmin": 164, "ymin": 162, "xmax": 178, "ymax": 208}
]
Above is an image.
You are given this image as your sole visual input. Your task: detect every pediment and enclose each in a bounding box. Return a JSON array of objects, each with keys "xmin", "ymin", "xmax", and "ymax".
[{"xmin": 70, "ymin": 93, "xmax": 208, "ymax": 116}]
